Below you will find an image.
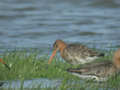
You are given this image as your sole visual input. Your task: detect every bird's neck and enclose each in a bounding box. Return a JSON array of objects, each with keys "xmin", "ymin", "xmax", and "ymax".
[
  {"xmin": 59, "ymin": 43, "xmax": 67, "ymax": 55},
  {"xmin": 113, "ymin": 49, "xmax": 120, "ymax": 69},
  {"xmin": 113, "ymin": 60, "xmax": 120, "ymax": 69},
  {"xmin": 113, "ymin": 56, "xmax": 120, "ymax": 69}
]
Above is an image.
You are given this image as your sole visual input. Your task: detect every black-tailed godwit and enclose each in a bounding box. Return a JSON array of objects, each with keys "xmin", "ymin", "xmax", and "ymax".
[
  {"xmin": 48, "ymin": 40, "xmax": 104, "ymax": 65},
  {"xmin": 67, "ymin": 48, "xmax": 120, "ymax": 81}
]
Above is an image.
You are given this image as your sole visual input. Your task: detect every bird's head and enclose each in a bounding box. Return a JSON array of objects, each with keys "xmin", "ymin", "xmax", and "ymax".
[{"xmin": 48, "ymin": 40, "xmax": 66, "ymax": 64}]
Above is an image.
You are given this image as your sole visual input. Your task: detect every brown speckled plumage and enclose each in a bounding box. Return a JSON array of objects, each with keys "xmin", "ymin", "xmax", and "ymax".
[
  {"xmin": 48, "ymin": 40, "xmax": 104, "ymax": 65},
  {"xmin": 67, "ymin": 49, "xmax": 120, "ymax": 81},
  {"xmin": 62, "ymin": 44, "xmax": 104, "ymax": 64}
]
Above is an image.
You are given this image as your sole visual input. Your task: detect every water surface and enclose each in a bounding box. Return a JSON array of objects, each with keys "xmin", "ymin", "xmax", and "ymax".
[
  {"xmin": 1, "ymin": 78, "xmax": 61, "ymax": 88},
  {"xmin": 0, "ymin": 0, "xmax": 120, "ymax": 54}
]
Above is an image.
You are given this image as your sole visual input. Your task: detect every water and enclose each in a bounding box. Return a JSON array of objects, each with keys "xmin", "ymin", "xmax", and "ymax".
[
  {"xmin": 1, "ymin": 78, "xmax": 62, "ymax": 88},
  {"xmin": 0, "ymin": 0, "xmax": 120, "ymax": 88},
  {"xmin": 0, "ymin": 78, "xmax": 115, "ymax": 89},
  {"xmin": 0, "ymin": 0, "xmax": 120, "ymax": 54}
]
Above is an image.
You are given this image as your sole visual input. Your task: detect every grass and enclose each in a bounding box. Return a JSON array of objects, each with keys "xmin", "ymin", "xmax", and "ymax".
[
  {"xmin": 0, "ymin": 50, "xmax": 79, "ymax": 80},
  {"xmin": 0, "ymin": 49, "xmax": 120, "ymax": 90}
]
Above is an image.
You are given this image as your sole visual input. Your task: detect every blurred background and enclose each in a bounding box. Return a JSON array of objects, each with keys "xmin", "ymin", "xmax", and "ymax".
[{"xmin": 0, "ymin": 0, "xmax": 120, "ymax": 55}]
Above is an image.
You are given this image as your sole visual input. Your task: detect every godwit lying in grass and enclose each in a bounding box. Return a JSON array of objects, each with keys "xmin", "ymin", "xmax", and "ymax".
[
  {"xmin": 48, "ymin": 40, "xmax": 104, "ymax": 65},
  {"xmin": 0, "ymin": 58, "xmax": 10, "ymax": 70},
  {"xmin": 67, "ymin": 48, "xmax": 120, "ymax": 81}
]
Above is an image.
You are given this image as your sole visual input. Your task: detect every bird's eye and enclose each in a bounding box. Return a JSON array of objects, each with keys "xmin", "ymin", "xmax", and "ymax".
[{"xmin": 53, "ymin": 42, "xmax": 57, "ymax": 48}]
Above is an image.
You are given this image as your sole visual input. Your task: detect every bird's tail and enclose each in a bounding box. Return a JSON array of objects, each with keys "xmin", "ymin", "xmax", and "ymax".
[{"xmin": 98, "ymin": 53, "xmax": 105, "ymax": 57}]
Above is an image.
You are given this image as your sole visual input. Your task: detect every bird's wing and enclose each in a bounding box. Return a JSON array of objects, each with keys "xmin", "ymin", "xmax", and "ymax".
[
  {"xmin": 67, "ymin": 61, "xmax": 112, "ymax": 76},
  {"xmin": 66, "ymin": 44, "xmax": 100, "ymax": 57}
]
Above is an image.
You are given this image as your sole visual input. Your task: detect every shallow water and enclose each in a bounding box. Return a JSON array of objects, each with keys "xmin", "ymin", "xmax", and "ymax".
[
  {"xmin": 1, "ymin": 78, "xmax": 117, "ymax": 89},
  {"xmin": 1, "ymin": 78, "xmax": 62, "ymax": 88},
  {"xmin": 0, "ymin": 0, "xmax": 120, "ymax": 54}
]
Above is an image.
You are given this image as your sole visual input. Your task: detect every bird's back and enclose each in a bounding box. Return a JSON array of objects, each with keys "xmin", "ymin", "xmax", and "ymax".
[
  {"xmin": 62, "ymin": 44, "xmax": 103, "ymax": 64},
  {"xmin": 67, "ymin": 61, "xmax": 114, "ymax": 77}
]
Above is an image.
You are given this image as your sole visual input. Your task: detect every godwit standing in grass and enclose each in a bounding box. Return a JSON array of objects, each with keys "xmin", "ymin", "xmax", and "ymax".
[
  {"xmin": 0, "ymin": 58, "xmax": 10, "ymax": 70},
  {"xmin": 67, "ymin": 48, "xmax": 120, "ymax": 81},
  {"xmin": 48, "ymin": 40, "xmax": 104, "ymax": 65}
]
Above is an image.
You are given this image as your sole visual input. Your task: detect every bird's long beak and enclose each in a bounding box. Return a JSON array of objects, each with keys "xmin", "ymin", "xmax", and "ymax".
[
  {"xmin": 0, "ymin": 58, "xmax": 10, "ymax": 70},
  {"xmin": 48, "ymin": 48, "xmax": 59, "ymax": 64}
]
